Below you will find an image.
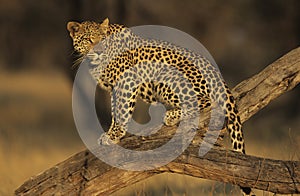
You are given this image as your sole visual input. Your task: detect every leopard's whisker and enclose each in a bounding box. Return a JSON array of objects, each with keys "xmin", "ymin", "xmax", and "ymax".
[{"xmin": 72, "ymin": 55, "xmax": 85, "ymax": 69}]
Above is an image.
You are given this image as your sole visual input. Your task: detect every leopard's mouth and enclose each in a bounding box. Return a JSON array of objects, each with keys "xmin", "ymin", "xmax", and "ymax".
[{"xmin": 86, "ymin": 50, "xmax": 109, "ymax": 68}]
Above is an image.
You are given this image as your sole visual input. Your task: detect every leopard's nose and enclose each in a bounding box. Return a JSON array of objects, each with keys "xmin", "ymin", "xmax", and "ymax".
[{"xmin": 93, "ymin": 42, "xmax": 105, "ymax": 51}]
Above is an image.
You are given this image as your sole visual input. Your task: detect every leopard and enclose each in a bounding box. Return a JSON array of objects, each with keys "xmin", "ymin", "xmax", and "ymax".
[{"xmin": 67, "ymin": 18, "xmax": 255, "ymax": 196}]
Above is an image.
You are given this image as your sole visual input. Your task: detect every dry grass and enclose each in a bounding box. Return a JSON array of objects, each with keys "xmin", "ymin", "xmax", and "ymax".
[
  {"xmin": 0, "ymin": 70, "xmax": 298, "ymax": 195},
  {"xmin": 0, "ymin": 69, "xmax": 85, "ymax": 195}
]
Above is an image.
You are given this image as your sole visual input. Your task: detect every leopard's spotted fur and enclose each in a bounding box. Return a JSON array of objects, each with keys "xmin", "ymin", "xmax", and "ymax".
[
  {"xmin": 67, "ymin": 18, "xmax": 247, "ymax": 152},
  {"xmin": 67, "ymin": 18, "xmax": 254, "ymax": 196}
]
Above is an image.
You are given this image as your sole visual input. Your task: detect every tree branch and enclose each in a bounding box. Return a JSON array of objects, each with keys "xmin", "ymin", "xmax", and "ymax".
[{"xmin": 15, "ymin": 47, "xmax": 300, "ymax": 195}]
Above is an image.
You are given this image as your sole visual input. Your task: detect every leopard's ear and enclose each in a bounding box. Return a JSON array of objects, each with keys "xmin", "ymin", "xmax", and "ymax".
[
  {"xmin": 67, "ymin": 21, "xmax": 81, "ymax": 37},
  {"xmin": 101, "ymin": 18, "xmax": 109, "ymax": 27}
]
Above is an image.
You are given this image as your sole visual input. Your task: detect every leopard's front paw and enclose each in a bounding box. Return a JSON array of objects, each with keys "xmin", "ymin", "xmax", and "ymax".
[
  {"xmin": 97, "ymin": 123, "xmax": 126, "ymax": 145},
  {"xmin": 97, "ymin": 133, "xmax": 119, "ymax": 146}
]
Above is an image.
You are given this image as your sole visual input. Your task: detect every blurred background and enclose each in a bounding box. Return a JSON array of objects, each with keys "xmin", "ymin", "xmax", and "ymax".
[{"xmin": 0, "ymin": 0, "xmax": 299, "ymax": 195}]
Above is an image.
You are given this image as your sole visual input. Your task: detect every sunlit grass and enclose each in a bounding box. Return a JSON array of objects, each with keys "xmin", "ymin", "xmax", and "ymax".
[{"xmin": 0, "ymin": 70, "xmax": 84, "ymax": 195}]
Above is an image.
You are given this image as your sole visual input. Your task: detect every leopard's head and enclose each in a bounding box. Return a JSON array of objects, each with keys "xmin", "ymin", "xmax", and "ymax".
[{"xmin": 67, "ymin": 18, "xmax": 110, "ymax": 55}]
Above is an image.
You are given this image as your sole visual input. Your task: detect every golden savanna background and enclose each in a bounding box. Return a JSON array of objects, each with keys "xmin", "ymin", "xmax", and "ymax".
[{"xmin": 0, "ymin": 0, "xmax": 299, "ymax": 195}]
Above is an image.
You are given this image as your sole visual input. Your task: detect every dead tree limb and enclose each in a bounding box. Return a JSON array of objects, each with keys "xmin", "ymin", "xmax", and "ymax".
[{"xmin": 15, "ymin": 47, "xmax": 300, "ymax": 195}]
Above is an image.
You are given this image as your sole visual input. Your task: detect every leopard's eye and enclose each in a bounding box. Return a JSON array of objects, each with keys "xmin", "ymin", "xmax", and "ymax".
[
  {"xmin": 90, "ymin": 37, "xmax": 101, "ymax": 45},
  {"xmin": 89, "ymin": 38, "xmax": 94, "ymax": 44},
  {"xmin": 91, "ymin": 37, "xmax": 100, "ymax": 44}
]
